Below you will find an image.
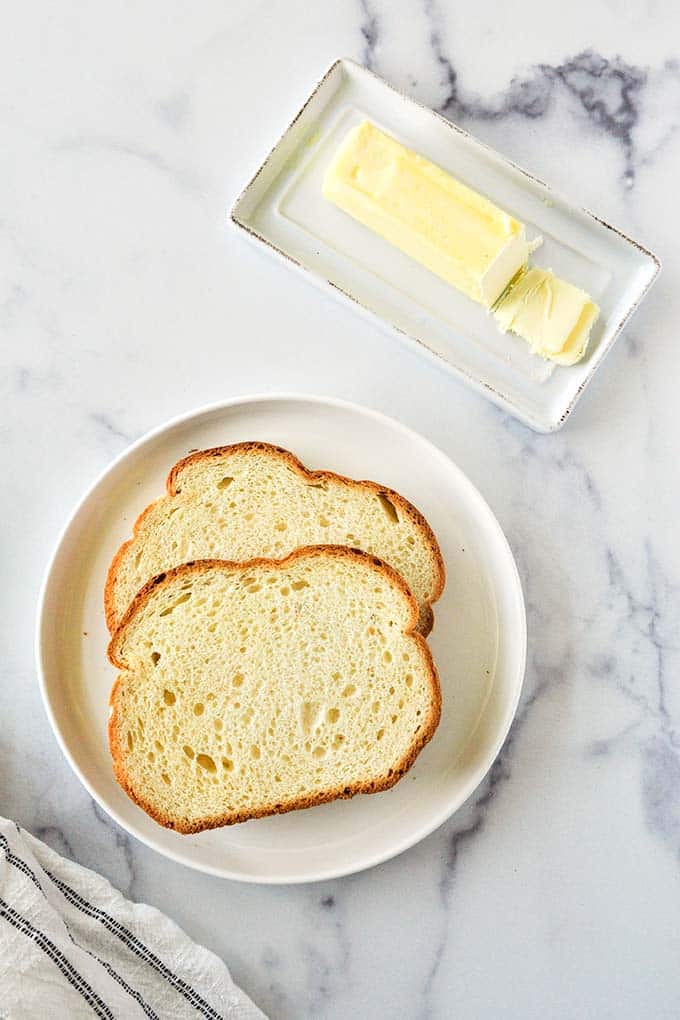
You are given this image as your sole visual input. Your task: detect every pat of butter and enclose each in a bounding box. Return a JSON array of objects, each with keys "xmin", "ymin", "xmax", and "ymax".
[
  {"xmin": 493, "ymin": 267, "xmax": 599, "ymax": 365},
  {"xmin": 323, "ymin": 121, "xmax": 531, "ymax": 308}
]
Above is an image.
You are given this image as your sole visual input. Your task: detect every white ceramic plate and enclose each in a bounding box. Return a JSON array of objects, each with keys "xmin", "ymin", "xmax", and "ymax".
[
  {"xmin": 231, "ymin": 59, "xmax": 660, "ymax": 432},
  {"xmin": 37, "ymin": 395, "xmax": 526, "ymax": 883}
]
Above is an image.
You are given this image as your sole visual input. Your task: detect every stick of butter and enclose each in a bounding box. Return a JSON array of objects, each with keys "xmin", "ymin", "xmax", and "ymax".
[
  {"xmin": 323, "ymin": 121, "xmax": 531, "ymax": 308},
  {"xmin": 493, "ymin": 267, "xmax": 599, "ymax": 365}
]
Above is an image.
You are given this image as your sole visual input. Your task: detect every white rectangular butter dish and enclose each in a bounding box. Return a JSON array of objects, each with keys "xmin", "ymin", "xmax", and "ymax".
[{"xmin": 231, "ymin": 58, "xmax": 660, "ymax": 431}]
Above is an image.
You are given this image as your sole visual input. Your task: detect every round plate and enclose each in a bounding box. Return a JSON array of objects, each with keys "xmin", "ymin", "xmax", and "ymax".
[{"xmin": 37, "ymin": 395, "xmax": 526, "ymax": 883}]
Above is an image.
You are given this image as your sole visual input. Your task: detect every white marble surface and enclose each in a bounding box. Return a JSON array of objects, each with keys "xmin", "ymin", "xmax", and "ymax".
[{"xmin": 2, "ymin": 1, "xmax": 680, "ymax": 1016}]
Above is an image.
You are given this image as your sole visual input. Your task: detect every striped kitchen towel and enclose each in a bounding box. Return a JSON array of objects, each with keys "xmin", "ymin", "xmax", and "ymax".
[{"xmin": 0, "ymin": 816, "xmax": 268, "ymax": 1019}]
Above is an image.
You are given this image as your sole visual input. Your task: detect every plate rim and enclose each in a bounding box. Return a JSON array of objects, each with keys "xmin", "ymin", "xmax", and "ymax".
[
  {"xmin": 36, "ymin": 392, "xmax": 527, "ymax": 883},
  {"xmin": 231, "ymin": 57, "xmax": 661, "ymax": 433}
]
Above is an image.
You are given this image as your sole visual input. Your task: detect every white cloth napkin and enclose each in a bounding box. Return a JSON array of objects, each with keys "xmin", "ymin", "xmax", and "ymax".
[{"xmin": 0, "ymin": 816, "xmax": 268, "ymax": 1019}]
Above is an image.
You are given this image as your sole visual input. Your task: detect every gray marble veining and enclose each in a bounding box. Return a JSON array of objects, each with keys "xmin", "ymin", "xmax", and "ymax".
[{"xmin": 2, "ymin": 0, "xmax": 680, "ymax": 1017}]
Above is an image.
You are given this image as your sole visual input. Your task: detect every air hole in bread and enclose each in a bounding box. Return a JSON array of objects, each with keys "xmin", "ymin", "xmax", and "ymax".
[
  {"xmin": 275, "ymin": 522, "xmax": 287, "ymax": 531},
  {"xmin": 250, "ymin": 745, "xmax": 261, "ymax": 760},
  {"xmin": 332, "ymin": 734, "xmax": 345, "ymax": 750},
  {"xmin": 377, "ymin": 492, "xmax": 399, "ymax": 523},
  {"xmin": 221, "ymin": 758, "xmax": 234, "ymax": 772},
  {"xmin": 147, "ymin": 751, "xmax": 154, "ymax": 763},
  {"xmin": 291, "ymin": 580, "xmax": 309, "ymax": 591},
  {"xmin": 384, "ymin": 651, "xmax": 392, "ymax": 664},
  {"xmin": 197, "ymin": 753, "xmax": 216, "ymax": 773},
  {"xmin": 280, "ymin": 587, "xmax": 290, "ymax": 596},
  {"xmin": 193, "ymin": 703, "xmax": 204, "ymax": 716},
  {"xmin": 161, "ymin": 773, "xmax": 171, "ymax": 785},
  {"xmin": 341, "ymin": 684, "xmax": 356, "ymax": 697},
  {"xmin": 154, "ymin": 740, "xmax": 163, "ymax": 752},
  {"xmin": 247, "ymin": 584, "xmax": 262, "ymax": 594},
  {"xmin": 217, "ymin": 476, "xmax": 233, "ymax": 490},
  {"xmin": 312, "ymin": 746, "xmax": 326, "ymax": 758},
  {"xmin": 183, "ymin": 745, "xmax": 195, "ymax": 759},
  {"xmin": 163, "ymin": 689, "xmax": 176, "ymax": 705},
  {"xmin": 319, "ymin": 515, "xmax": 330, "ymax": 527},
  {"xmin": 232, "ymin": 674, "xmax": 243, "ymax": 688},
  {"xmin": 214, "ymin": 719, "xmax": 223, "ymax": 732},
  {"xmin": 405, "ymin": 675, "xmax": 413, "ymax": 688},
  {"xmin": 159, "ymin": 591, "xmax": 192, "ymax": 616},
  {"xmin": 326, "ymin": 708, "xmax": 340, "ymax": 724},
  {"xmin": 372, "ymin": 701, "xmax": 380, "ymax": 713},
  {"xmin": 127, "ymin": 732, "xmax": 134, "ymax": 750},
  {"xmin": 376, "ymin": 729, "xmax": 385, "ymax": 741},
  {"xmin": 151, "ymin": 651, "xmax": 161, "ymax": 666},
  {"xmin": 300, "ymin": 701, "xmax": 322, "ymax": 735}
]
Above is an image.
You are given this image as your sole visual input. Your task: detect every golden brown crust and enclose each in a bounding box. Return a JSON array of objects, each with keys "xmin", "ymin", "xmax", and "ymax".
[
  {"xmin": 104, "ymin": 441, "xmax": 445, "ymax": 634},
  {"xmin": 108, "ymin": 546, "xmax": 441, "ymax": 833},
  {"xmin": 104, "ymin": 498, "xmax": 168, "ymax": 633}
]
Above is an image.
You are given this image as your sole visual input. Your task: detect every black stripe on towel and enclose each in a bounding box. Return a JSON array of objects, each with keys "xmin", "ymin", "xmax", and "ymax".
[
  {"xmin": 48, "ymin": 873, "xmax": 224, "ymax": 1019},
  {"xmin": 87, "ymin": 952, "xmax": 162, "ymax": 1020},
  {"xmin": 2, "ymin": 829, "xmax": 159, "ymax": 1019},
  {"xmin": 0, "ymin": 897, "xmax": 115, "ymax": 1020},
  {"xmin": 0, "ymin": 833, "xmax": 44, "ymax": 895}
]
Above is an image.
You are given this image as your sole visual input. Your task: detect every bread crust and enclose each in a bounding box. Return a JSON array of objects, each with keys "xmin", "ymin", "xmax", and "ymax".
[
  {"xmin": 104, "ymin": 441, "xmax": 446, "ymax": 636},
  {"xmin": 108, "ymin": 546, "xmax": 442, "ymax": 834}
]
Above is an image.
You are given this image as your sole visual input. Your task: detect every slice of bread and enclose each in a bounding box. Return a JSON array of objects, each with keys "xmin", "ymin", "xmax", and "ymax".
[
  {"xmin": 104, "ymin": 442, "xmax": 445, "ymax": 635},
  {"xmin": 108, "ymin": 547, "xmax": 441, "ymax": 832}
]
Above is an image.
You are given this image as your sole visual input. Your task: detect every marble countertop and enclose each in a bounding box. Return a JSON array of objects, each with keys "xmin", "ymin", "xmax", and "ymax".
[{"xmin": 3, "ymin": 1, "xmax": 680, "ymax": 1016}]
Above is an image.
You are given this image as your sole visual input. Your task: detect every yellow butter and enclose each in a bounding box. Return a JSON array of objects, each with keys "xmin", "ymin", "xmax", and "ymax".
[
  {"xmin": 323, "ymin": 121, "xmax": 531, "ymax": 308},
  {"xmin": 493, "ymin": 267, "xmax": 599, "ymax": 365}
]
